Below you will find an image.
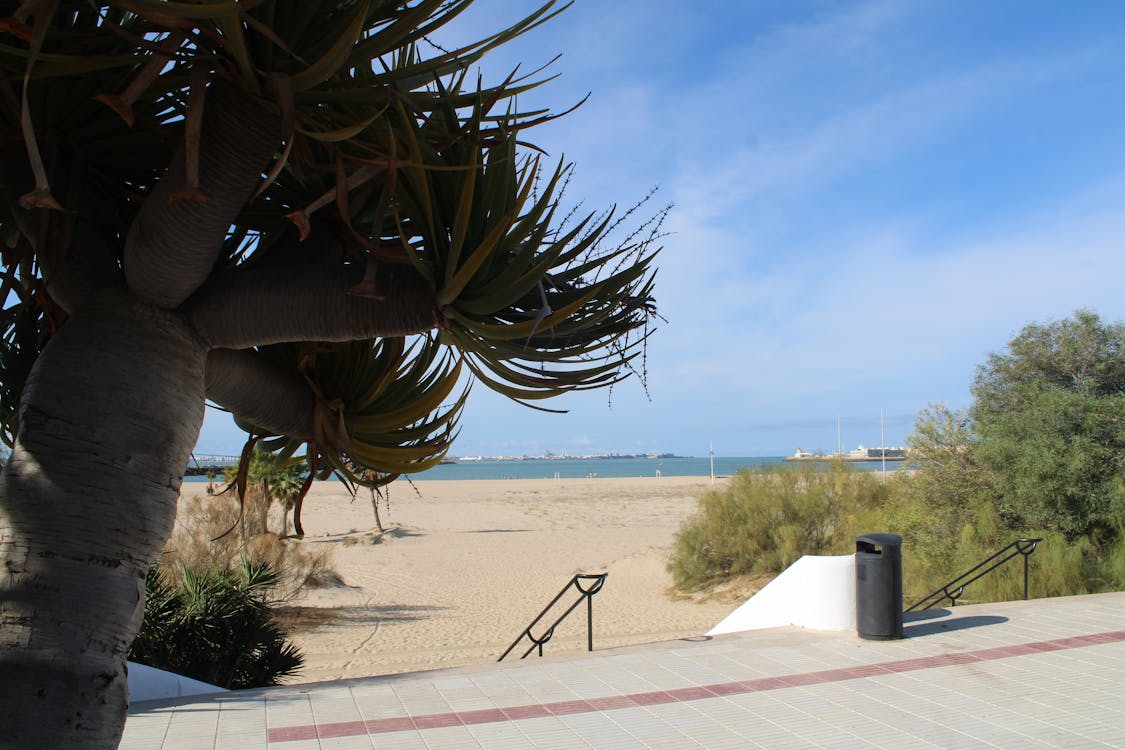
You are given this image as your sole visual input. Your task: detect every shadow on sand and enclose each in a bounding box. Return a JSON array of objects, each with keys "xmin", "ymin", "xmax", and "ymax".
[{"xmin": 275, "ymin": 602, "xmax": 446, "ymax": 633}]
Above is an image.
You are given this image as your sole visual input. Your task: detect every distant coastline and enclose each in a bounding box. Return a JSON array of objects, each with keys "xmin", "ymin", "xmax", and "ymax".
[
  {"xmin": 184, "ymin": 464, "xmax": 227, "ymax": 477},
  {"xmin": 184, "ymin": 454, "xmax": 747, "ymax": 482},
  {"xmin": 449, "ymin": 451, "xmax": 676, "ymax": 463},
  {"xmin": 183, "ymin": 452, "xmax": 679, "ymax": 477},
  {"xmin": 184, "ymin": 455, "xmax": 903, "ymax": 483}
]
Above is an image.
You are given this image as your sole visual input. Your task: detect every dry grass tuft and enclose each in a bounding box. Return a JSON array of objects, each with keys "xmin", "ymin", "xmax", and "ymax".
[
  {"xmin": 163, "ymin": 493, "xmax": 342, "ymax": 597},
  {"xmin": 341, "ymin": 530, "xmax": 387, "ymax": 546}
]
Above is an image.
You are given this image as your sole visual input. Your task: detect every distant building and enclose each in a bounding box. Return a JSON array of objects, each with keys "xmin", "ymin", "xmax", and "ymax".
[{"xmin": 866, "ymin": 447, "xmax": 907, "ymax": 459}]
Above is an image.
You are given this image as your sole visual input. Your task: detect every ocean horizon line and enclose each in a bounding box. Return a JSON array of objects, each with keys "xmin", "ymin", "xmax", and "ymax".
[{"xmin": 184, "ymin": 454, "xmax": 899, "ymax": 483}]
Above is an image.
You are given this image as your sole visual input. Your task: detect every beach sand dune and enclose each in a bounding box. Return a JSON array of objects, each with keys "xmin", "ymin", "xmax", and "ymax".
[{"xmin": 184, "ymin": 476, "xmax": 737, "ymax": 683}]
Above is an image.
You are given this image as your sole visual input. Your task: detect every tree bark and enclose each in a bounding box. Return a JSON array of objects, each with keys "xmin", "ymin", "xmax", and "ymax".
[
  {"xmin": 189, "ymin": 263, "xmax": 438, "ymax": 349},
  {"xmin": 205, "ymin": 348, "xmax": 315, "ymax": 440},
  {"xmin": 123, "ymin": 81, "xmax": 280, "ymax": 309},
  {"xmin": 0, "ymin": 148, "xmax": 123, "ymax": 316},
  {"xmin": 0, "ymin": 289, "xmax": 206, "ymax": 749}
]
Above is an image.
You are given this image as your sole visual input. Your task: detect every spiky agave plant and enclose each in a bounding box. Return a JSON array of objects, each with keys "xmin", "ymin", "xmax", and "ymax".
[{"xmin": 130, "ymin": 558, "xmax": 304, "ymax": 690}]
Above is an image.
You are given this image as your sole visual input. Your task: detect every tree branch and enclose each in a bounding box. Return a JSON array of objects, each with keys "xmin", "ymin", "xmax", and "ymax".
[
  {"xmin": 188, "ymin": 263, "xmax": 438, "ymax": 349},
  {"xmin": 0, "ymin": 145, "xmax": 121, "ymax": 314},
  {"xmin": 123, "ymin": 79, "xmax": 281, "ymax": 309},
  {"xmin": 205, "ymin": 348, "xmax": 314, "ymax": 440},
  {"xmin": 39, "ymin": 218, "xmax": 122, "ymax": 314}
]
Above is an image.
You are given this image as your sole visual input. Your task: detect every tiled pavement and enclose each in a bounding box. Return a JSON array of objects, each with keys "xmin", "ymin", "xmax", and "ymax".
[{"xmin": 122, "ymin": 591, "xmax": 1125, "ymax": 748}]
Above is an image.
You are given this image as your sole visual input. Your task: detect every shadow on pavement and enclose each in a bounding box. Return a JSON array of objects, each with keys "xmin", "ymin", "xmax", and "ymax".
[{"xmin": 904, "ymin": 613, "xmax": 1009, "ymax": 637}]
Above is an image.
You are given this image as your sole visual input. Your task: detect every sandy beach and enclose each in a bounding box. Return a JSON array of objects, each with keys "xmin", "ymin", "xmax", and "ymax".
[{"xmin": 177, "ymin": 476, "xmax": 740, "ymax": 684}]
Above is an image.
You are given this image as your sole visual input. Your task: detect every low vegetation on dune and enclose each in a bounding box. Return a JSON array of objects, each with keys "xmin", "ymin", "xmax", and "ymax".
[
  {"xmin": 669, "ymin": 463, "xmax": 885, "ymax": 591},
  {"xmin": 668, "ymin": 463, "xmax": 1122, "ymax": 606},
  {"xmin": 165, "ymin": 492, "xmax": 341, "ymax": 596},
  {"xmin": 671, "ymin": 311, "xmax": 1125, "ymax": 606}
]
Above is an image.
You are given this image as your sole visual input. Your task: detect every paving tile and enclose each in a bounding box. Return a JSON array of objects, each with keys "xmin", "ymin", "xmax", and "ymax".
[
  {"xmin": 463, "ymin": 720, "xmax": 530, "ymax": 745},
  {"xmin": 214, "ymin": 731, "xmax": 268, "ymax": 750},
  {"xmin": 411, "ymin": 725, "xmax": 482, "ymax": 749},
  {"xmin": 559, "ymin": 711, "xmax": 646, "ymax": 749},
  {"xmin": 319, "ymin": 734, "xmax": 377, "ymax": 750},
  {"xmin": 508, "ymin": 715, "xmax": 588, "ymax": 749},
  {"xmin": 360, "ymin": 716, "xmax": 410, "ymax": 735},
  {"xmin": 369, "ymin": 730, "xmax": 429, "ymax": 749},
  {"xmin": 265, "ymin": 740, "xmax": 323, "ymax": 750},
  {"xmin": 500, "ymin": 703, "xmax": 551, "ymax": 721}
]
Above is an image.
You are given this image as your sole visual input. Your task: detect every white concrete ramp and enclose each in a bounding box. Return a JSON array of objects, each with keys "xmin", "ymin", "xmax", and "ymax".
[
  {"xmin": 128, "ymin": 661, "xmax": 227, "ymax": 702},
  {"xmin": 708, "ymin": 554, "xmax": 856, "ymax": 635}
]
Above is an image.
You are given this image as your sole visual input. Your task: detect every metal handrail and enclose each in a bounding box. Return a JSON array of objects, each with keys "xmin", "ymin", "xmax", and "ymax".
[
  {"xmin": 498, "ymin": 573, "xmax": 607, "ymax": 661},
  {"xmin": 906, "ymin": 538, "xmax": 1043, "ymax": 612}
]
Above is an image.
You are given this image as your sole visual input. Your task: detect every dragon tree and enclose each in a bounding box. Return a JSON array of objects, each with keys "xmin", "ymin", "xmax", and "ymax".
[{"xmin": 0, "ymin": 1, "xmax": 661, "ymax": 747}]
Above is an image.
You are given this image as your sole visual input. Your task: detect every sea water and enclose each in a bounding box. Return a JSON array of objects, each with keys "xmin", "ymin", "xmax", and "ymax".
[
  {"xmin": 185, "ymin": 456, "xmax": 899, "ymax": 482},
  {"xmin": 414, "ymin": 456, "xmax": 774, "ymax": 480},
  {"xmin": 415, "ymin": 456, "xmax": 901, "ymax": 480}
]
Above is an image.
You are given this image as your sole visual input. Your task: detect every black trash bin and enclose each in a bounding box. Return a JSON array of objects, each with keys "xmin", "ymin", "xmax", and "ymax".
[{"xmin": 855, "ymin": 533, "xmax": 903, "ymax": 640}]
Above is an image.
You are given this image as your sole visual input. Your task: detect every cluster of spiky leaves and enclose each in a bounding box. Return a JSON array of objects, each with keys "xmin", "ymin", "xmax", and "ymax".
[
  {"xmin": 239, "ymin": 334, "xmax": 465, "ymax": 489},
  {"xmin": 0, "ymin": 1, "xmax": 661, "ymax": 491},
  {"xmin": 130, "ymin": 557, "xmax": 304, "ymax": 689}
]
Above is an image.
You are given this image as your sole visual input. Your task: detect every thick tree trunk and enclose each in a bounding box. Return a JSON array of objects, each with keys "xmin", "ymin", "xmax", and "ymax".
[{"xmin": 0, "ymin": 289, "xmax": 206, "ymax": 749}]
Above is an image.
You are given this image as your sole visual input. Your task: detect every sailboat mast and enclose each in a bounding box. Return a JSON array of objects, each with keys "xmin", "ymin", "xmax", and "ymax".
[{"xmin": 880, "ymin": 408, "xmax": 886, "ymax": 481}]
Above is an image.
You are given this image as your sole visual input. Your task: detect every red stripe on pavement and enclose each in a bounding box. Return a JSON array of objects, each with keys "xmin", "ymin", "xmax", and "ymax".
[{"xmin": 267, "ymin": 629, "xmax": 1125, "ymax": 743}]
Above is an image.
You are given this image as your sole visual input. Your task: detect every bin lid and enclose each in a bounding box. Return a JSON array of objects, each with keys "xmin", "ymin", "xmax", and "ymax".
[{"xmin": 855, "ymin": 533, "xmax": 902, "ymax": 553}]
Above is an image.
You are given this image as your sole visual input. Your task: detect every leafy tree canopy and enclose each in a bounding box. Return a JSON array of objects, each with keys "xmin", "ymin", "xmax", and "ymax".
[
  {"xmin": 973, "ymin": 310, "xmax": 1124, "ymax": 417},
  {"xmin": 950, "ymin": 311, "xmax": 1123, "ymax": 540},
  {"xmin": 905, "ymin": 402, "xmax": 992, "ymax": 510}
]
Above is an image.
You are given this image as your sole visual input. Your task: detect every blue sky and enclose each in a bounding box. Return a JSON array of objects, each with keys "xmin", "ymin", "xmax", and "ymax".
[{"xmin": 197, "ymin": 0, "xmax": 1125, "ymax": 459}]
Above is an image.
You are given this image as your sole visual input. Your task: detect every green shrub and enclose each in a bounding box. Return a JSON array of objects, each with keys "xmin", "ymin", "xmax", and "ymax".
[
  {"xmin": 668, "ymin": 463, "xmax": 888, "ymax": 591},
  {"xmin": 131, "ymin": 558, "xmax": 304, "ymax": 689},
  {"xmin": 1102, "ymin": 528, "xmax": 1125, "ymax": 590},
  {"xmin": 669, "ymin": 463, "xmax": 1123, "ymax": 606}
]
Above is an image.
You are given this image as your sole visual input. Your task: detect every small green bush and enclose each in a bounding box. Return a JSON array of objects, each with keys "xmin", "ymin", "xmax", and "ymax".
[
  {"xmin": 668, "ymin": 463, "xmax": 888, "ymax": 591},
  {"xmin": 131, "ymin": 558, "xmax": 304, "ymax": 689}
]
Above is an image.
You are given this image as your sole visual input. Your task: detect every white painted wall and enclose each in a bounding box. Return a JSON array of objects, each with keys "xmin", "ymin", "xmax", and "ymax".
[
  {"xmin": 707, "ymin": 554, "xmax": 856, "ymax": 636},
  {"xmin": 128, "ymin": 661, "xmax": 227, "ymax": 702}
]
